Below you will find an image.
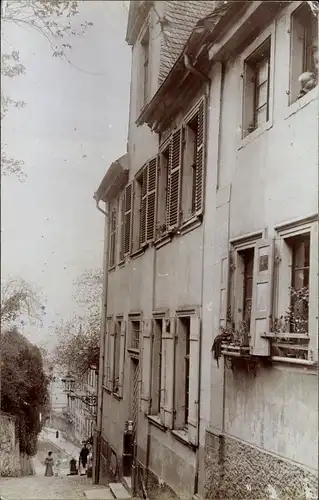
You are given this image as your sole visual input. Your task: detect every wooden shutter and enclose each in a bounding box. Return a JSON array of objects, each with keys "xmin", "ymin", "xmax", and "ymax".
[
  {"xmin": 173, "ymin": 318, "xmax": 184, "ymax": 429},
  {"xmin": 139, "ymin": 168, "xmax": 147, "ymax": 247},
  {"xmin": 162, "ymin": 318, "xmax": 175, "ymax": 428},
  {"xmin": 167, "ymin": 128, "xmax": 183, "ymax": 230},
  {"xmin": 146, "ymin": 156, "xmax": 158, "ymax": 241},
  {"xmin": 118, "ymin": 320, "xmax": 126, "ymax": 398},
  {"xmin": 109, "ymin": 203, "xmax": 117, "ymax": 268},
  {"xmin": 242, "ymin": 63, "xmax": 255, "ymax": 137},
  {"xmin": 219, "ymin": 253, "xmax": 230, "ymax": 327},
  {"xmin": 250, "ymin": 238, "xmax": 275, "ymax": 356},
  {"xmin": 188, "ymin": 315, "xmax": 200, "ymax": 446},
  {"xmin": 195, "ymin": 98, "xmax": 206, "ymax": 215},
  {"xmin": 159, "ymin": 319, "xmax": 167, "ymax": 423},
  {"xmin": 120, "ymin": 192, "xmax": 125, "ymax": 261},
  {"xmin": 108, "ymin": 321, "xmax": 115, "ymax": 390},
  {"xmin": 140, "ymin": 318, "xmax": 152, "ymax": 414},
  {"xmin": 232, "ymin": 250, "xmax": 244, "ymax": 329},
  {"xmin": 105, "ymin": 318, "xmax": 113, "ymax": 390},
  {"xmin": 124, "ymin": 183, "xmax": 133, "ymax": 255}
]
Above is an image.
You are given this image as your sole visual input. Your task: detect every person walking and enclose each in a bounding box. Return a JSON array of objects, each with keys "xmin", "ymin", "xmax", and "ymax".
[
  {"xmin": 79, "ymin": 443, "xmax": 89, "ymax": 475},
  {"xmin": 44, "ymin": 451, "xmax": 54, "ymax": 477}
]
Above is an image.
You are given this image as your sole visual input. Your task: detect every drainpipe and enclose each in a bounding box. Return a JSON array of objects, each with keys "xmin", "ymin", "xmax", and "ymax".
[
  {"xmin": 194, "ymin": 61, "xmax": 226, "ymax": 497},
  {"xmin": 193, "ymin": 79, "xmax": 210, "ymax": 497},
  {"xmin": 93, "ymin": 197, "xmax": 109, "ymax": 484},
  {"xmin": 145, "ymin": 246, "xmax": 157, "ymax": 494}
]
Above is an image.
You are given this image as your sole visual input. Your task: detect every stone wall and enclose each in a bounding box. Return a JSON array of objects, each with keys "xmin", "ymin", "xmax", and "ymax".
[
  {"xmin": 204, "ymin": 430, "xmax": 318, "ymax": 500},
  {"xmin": 0, "ymin": 412, "xmax": 20, "ymax": 477}
]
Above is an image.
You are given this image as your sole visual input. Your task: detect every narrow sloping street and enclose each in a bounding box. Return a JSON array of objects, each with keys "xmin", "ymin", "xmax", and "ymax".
[{"xmin": 0, "ymin": 432, "xmax": 108, "ymax": 500}]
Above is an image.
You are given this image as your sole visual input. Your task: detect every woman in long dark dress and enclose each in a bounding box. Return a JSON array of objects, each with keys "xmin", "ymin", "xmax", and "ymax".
[{"xmin": 44, "ymin": 451, "xmax": 54, "ymax": 477}]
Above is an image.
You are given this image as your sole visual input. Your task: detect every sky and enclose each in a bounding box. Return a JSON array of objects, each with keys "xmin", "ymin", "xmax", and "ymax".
[{"xmin": 1, "ymin": 1, "xmax": 131, "ymax": 350}]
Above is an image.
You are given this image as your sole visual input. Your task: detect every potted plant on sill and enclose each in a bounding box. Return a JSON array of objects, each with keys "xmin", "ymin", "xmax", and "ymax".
[{"xmin": 212, "ymin": 316, "xmax": 250, "ymax": 366}]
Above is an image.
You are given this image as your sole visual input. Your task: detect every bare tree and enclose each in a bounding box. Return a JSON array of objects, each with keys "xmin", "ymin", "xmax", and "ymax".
[{"xmin": 1, "ymin": 0, "xmax": 93, "ymax": 179}]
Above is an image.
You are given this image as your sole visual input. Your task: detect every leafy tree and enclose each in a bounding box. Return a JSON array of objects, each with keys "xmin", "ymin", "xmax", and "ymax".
[
  {"xmin": 0, "ymin": 277, "xmax": 45, "ymax": 331},
  {"xmin": 55, "ymin": 269, "xmax": 102, "ymax": 380},
  {"xmin": 1, "ymin": 0, "xmax": 93, "ymax": 178},
  {"xmin": 1, "ymin": 328, "xmax": 50, "ymax": 456}
]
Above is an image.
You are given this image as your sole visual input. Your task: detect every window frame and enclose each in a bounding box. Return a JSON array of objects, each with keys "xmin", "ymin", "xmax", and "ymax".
[
  {"xmin": 274, "ymin": 217, "xmax": 318, "ymax": 362},
  {"xmin": 239, "ymin": 25, "xmax": 275, "ymax": 148},
  {"xmin": 289, "ymin": 1, "xmax": 318, "ymax": 106}
]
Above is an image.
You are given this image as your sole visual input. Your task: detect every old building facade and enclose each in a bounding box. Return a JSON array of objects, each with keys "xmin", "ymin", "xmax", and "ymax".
[{"xmin": 94, "ymin": 1, "xmax": 318, "ymax": 499}]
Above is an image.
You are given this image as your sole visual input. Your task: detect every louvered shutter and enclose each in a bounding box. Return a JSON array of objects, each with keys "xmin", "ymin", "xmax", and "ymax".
[
  {"xmin": 167, "ymin": 129, "xmax": 182, "ymax": 230},
  {"xmin": 232, "ymin": 250, "xmax": 244, "ymax": 329},
  {"xmin": 146, "ymin": 156, "xmax": 158, "ymax": 241},
  {"xmin": 109, "ymin": 203, "xmax": 117, "ymax": 268},
  {"xmin": 219, "ymin": 253, "xmax": 230, "ymax": 327},
  {"xmin": 124, "ymin": 183, "xmax": 133, "ymax": 255},
  {"xmin": 195, "ymin": 98, "xmax": 206, "ymax": 215},
  {"xmin": 188, "ymin": 315, "xmax": 200, "ymax": 446},
  {"xmin": 108, "ymin": 321, "xmax": 115, "ymax": 390},
  {"xmin": 139, "ymin": 168, "xmax": 147, "ymax": 247},
  {"xmin": 162, "ymin": 318, "xmax": 175, "ymax": 428},
  {"xmin": 140, "ymin": 318, "xmax": 152, "ymax": 414},
  {"xmin": 120, "ymin": 192, "xmax": 125, "ymax": 261},
  {"xmin": 250, "ymin": 238, "xmax": 275, "ymax": 356},
  {"xmin": 159, "ymin": 319, "xmax": 166, "ymax": 423},
  {"xmin": 118, "ymin": 320, "xmax": 126, "ymax": 398},
  {"xmin": 105, "ymin": 318, "xmax": 113, "ymax": 390}
]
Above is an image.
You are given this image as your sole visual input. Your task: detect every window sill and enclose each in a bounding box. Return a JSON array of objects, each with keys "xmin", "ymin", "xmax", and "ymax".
[
  {"xmin": 102, "ymin": 385, "xmax": 112, "ymax": 394},
  {"xmin": 148, "ymin": 415, "xmax": 167, "ymax": 432},
  {"xmin": 154, "ymin": 233, "xmax": 172, "ymax": 249},
  {"xmin": 238, "ymin": 120, "xmax": 273, "ymax": 150},
  {"xmin": 118, "ymin": 259, "xmax": 125, "ymax": 268},
  {"xmin": 285, "ymin": 86, "xmax": 318, "ymax": 120},
  {"xmin": 271, "ymin": 356, "xmax": 317, "ymax": 368},
  {"xmin": 180, "ymin": 214, "xmax": 202, "ymax": 235},
  {"xmin": 171, "ymin": 429, "xmax": 196, "ymax": 450},
  {"xmin": 108, "ymin": 266, "xmax": 116, "ymax": 273},
  {"xmin": 130, "ymin": 247, "xmax": 145, "ymax": 260}
]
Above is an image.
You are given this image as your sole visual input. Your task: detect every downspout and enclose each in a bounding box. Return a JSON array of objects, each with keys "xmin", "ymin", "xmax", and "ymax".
[
  {"xmin": 94, "ymin": 198, "xmax": 109, "ymax": 484},
  {"xmin": 145, "ymin": 244, "xmax": 157, "ymax": 495},
  {"xmin": 194, "ymin": 78, "xmax": 210, "ymax": 497},
  {"xmin": 194, "ymin": 61, "xmax": 226, "ymax": 497}
]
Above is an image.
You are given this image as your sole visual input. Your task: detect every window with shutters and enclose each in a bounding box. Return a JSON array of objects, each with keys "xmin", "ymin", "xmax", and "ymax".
[
  {"xmin": 290, "ymin": 2, "xmax": 318, "ymax": 104},
  {"xmin": 109, "ymin": 202, "xmax": 117, "ymax": 269},
  {"xmin": 133, "ymin": 157, "xmax": 157, "ymax": 250},
  {"xmin": 242, "ymin": 38, "xmax": 271, "ymax": 137},
  {"xmin": 271, "ymin": 220, "xmax": 318, "ymax": 362},
  {"xmin": 150, "ymin": 319, "xmax": 163, "ymax": 415},
  {"xmin": 113, "ymin": 321, "xmax": 121, "ymax": 394},
  {"xmin": 156, "ymin": 147, "xmax": 169, "ymax": 239},
  {"xmin": 233, "ymin": 247, "xmax": 255, "ymax": 332},
  {"xmin": 174, "ymin": 316, "xmax": 190, "ymax": 430}
]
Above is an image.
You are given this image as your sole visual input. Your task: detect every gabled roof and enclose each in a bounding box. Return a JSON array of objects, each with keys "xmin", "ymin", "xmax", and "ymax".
[{"xmin": 94, "ymin": 154, "xmax": 129, "ymax": 204}]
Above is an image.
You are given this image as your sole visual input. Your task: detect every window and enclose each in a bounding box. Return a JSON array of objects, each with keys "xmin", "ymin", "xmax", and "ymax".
[
  {"xmin": 133, "ymin": 170, "xmax": 145, "ymax": 251},
  {"xmin": 151, "ymin": 319, "xmax": 163, "ymax": 415},
  {"xmin": 113, "ymin": 321, "xmax": 121, "ymax": 394},
  {"xmin": 241, "ymin": 248, "xmax": 254, "ymax": 326},
  {"xmin": 290, "ymin": 2, "xmax": 318, "ymax": 103},
  {"xmin": 130, "ymin": 320, "xmax": 141, "ymax": 350},
  {"xmin": 271, "ymin": 232, "xmax": 311, "ymax": 360},
  {"xmin": 243, "ymin": 38, "xmax": 271, "ymax": 137},
  {"xmin": 233, "ymin": 247, "xmax": 255, "ymax": 336},
  {"xmin": 174, "ymin": 317, "xmax": 191, "ymax": 430},
  {"xmin": 156, "ymin": 147, "xmax": 169, "ymax": 239},
  {"xmin": 142, "ymin": 30, "xmax": 149, "ymax": 106},
  {"xmin": 109, "ymin": 202, "xmax": 117, "ymax": 268}
]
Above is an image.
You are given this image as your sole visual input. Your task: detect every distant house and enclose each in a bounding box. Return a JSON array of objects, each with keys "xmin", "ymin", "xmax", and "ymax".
[{"xmin": 94, "ymin": 1, "xmax": 318, "ymax": 499}]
